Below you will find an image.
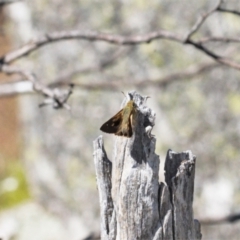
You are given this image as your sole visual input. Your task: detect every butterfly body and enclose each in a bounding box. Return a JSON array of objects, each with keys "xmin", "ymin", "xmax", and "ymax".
[{"xmin": 100, "ymin": 100, "xmax": 137, "ymax": 138}]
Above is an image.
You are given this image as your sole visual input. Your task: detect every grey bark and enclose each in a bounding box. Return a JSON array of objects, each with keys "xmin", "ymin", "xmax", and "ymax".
[{"xmin": 93, "ymin": 91, "xmax": 202, "ymax": 240}]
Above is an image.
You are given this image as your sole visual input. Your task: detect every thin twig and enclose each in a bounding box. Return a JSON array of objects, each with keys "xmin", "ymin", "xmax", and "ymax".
[
  {"xmin": 150, "ymin": 61, "xmax": 220, "ymax": 87},
  {"xmin": 0, "ymin": 29, "xmax": 182, "ymax": 64},
  {"xmin": 0, "ymin": 26, "xmax": 239, "ymax": 72},
  {"xmin": 0, "ymin": 62, "xmax": 219, "ymax": 97},
  {"xmin": 200, "ymin": 212, "xmax": 240, "ymax": 225},
  {"xmin": 217, "ymin": 7, "xmax": 240, "ymax": 16},
  {"xmin": 198, "ymin": 36, "xmax": 240, "ymax": 44},
  {"xmin": 185, "ymin": 39, "xmax": 240, "ymax": 70},
  {"xmin": 1, "ymin": 64, "xmax": 74, "ymax": 108},
  {"xmin": 49, "ymin": 47, "xmax": 130, "ymax": 87},
  {"xmin": 0, "ymin": 0, "xmax": 240, "ymax": 82},
  {"xmin": 72, "ymin": 61, "xmax": 219, "ymax": 90},
  {"xmin": 184, "ymin": 0, "xmax": 223, "ymax": 41},
  {"xmin": 39, "ymin": 84, "xmax": 74, "ymax": 110}
]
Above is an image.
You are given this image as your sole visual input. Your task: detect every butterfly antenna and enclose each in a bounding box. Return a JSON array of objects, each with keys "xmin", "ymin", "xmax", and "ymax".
[
  {"xmin": 121, "ymin": 91, "xmax": 127, "ymax": 98},
  {"xmin": 144, "ymin": 96, "xmax": 151, "ymax": 103}
]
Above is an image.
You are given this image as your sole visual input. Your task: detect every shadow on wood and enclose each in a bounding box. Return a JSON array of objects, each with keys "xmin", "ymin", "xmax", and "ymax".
[{"xmin": 93, "ymin": 91, "xmax": 202, "ymax": 240}]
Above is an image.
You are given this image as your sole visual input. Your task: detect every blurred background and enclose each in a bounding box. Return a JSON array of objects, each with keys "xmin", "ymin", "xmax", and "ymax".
[{"xmin": 0, "ymin": 0, "xmax": 240, "ymax": 239}]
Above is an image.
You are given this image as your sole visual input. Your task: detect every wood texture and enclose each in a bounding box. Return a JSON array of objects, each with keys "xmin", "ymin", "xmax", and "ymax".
[
  {"xmin": 93, "ymin": 91, "xmax": 202, "ymax": 240},
  {"xmin": 164, "ymin": 150, "xmax": 202, "ymax": 240}
]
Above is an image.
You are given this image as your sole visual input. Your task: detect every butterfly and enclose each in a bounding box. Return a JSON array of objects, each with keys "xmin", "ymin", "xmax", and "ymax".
[{"xmin": 100, "ymin": 100, "xmax": 137, "ymax": 138}]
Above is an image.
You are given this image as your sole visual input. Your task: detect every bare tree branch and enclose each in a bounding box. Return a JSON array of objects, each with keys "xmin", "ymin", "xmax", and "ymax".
[
  {"xmin": 198, "ymin": 36, "xmax": 240, "ymax": 44},
  {"xmin": 0, "ymin": 61, "xmax": 219, "ymax": 97},
  {"xmin": 181, "ymin": 0, "xmax": 240, "ymax": 70},
  {"xmin": 0, "ymin": 29, "xmax": 182, "ymax": 64},
  {"xmin": 142, "ymin": 61, "xmax": 220, "ymax": 87},
  {"xmin": 82, "ymin": 233, "xmax": 100, "ymax": 240},
  {"xmin": 200, "ymin": 212, "xmax": 240, "ymax": 225},
  {"xmin": 0, "ymin": 0, "xmax": 240, "ymax": 101},
  {"xmin": 72, "ymin": 61, "xmax": 219, "ymax": 90},
  {"xmin": 184, "ymin": 0, "xmax": 223, "ymax": 41},
  {"xmin": 1, "ymin": 64, "xmax": 50, "ymax": 94},
  {"xmin": 217, "ymin": 6, "xmax": 240, "ymax": 16},
  {"xmin": 38, "ymin": 84, "xmax": 74, "ymax": 110},
  {"xmin": 1, "ymin": 64, "xmax": 74, "ymax": 108},
  {"xmin": 184, "ymin": 39, "xmax": 240, "ymax": 70},
  {"xmin": 0, "ymin": 26, "xmax": 239, "ymax": 73},
  {"xmin": 49, "ymin": 47, "xmax": 130, "ymax": 87},
  {"xmin": 0, "ymin": 48, "xmax": 129, "ymax": 100}
]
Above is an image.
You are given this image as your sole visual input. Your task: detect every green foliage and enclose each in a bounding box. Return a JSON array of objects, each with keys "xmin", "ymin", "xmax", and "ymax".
[{"xmin": 0, "ymin": 162, "xmax": 30, "ymax": 210}]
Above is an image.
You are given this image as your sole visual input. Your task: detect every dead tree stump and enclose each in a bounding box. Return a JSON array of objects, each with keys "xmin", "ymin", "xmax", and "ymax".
[{"xmin": 93, "ymin": 91, "xmax": 202, "ymax": 240}]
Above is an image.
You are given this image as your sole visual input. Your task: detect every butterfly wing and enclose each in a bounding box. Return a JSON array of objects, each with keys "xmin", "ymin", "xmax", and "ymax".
[
  {"xmin": 116, "ymin": 114, "xmax": 133, "ymax": 137},
  {"xmin": 100, "ymin": 100, "xmax": 135, "ymax": 138},
  {"xmin": 100, "ymin": 109, "xmax": 123, "ymax": 134}
]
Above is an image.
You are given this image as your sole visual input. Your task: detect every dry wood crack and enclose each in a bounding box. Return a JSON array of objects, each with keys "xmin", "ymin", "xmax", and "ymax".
[{"xmin": 93, "ymin": 91, "xmax": 202, "ymax": 240}]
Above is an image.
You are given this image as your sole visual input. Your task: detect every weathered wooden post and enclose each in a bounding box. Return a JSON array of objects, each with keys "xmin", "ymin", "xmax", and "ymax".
[{"xmin": 93, "ymin": 91, "xmax": 202, "ymax": 240}]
